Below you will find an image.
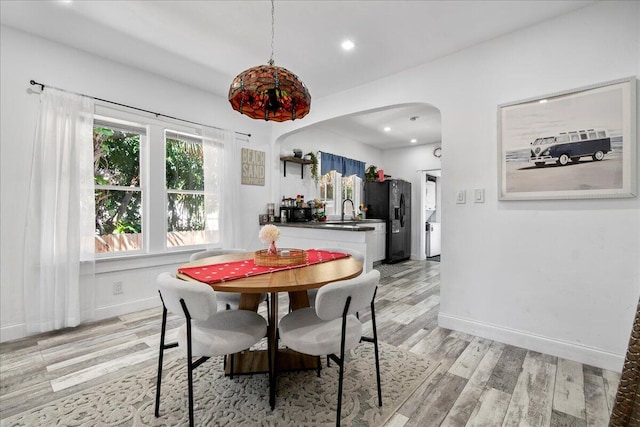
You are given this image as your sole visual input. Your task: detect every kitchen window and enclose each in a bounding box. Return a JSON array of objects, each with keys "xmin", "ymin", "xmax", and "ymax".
[
  {"xmin": 319, "ymin": 171, "xmax": 362, "ymax": 218},
  {"xmin": 320, "ymin": 170, "xmax": 341, "ymax": 216},
  {"xmin": 318, "ymin": 152, "xmax": 366, "ymax": 218},
  {"xmin": 342, "ymin": 175, "xmax": 362, "ymax": 217}
]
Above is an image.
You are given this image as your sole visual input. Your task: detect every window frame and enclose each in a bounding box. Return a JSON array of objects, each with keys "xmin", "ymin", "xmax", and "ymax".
[
  {"xmin": 93, "ymin": 115, "xmax": 146, "ymax": 258},
  {"xmin": 93, "ymin": 105, "xmax": 224, "ymax": 260},
  {"xmin": 320, "ymin": 170, "xmax": 364, "ymax": 219},
  {"xmin": 164, "ymin": 129, "xmax": 219, "ymax": 250}
]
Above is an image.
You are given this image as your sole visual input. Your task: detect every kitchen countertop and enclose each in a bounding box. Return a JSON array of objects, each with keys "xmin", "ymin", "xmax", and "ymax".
[{"xmin": 274, "ymin": 219, "xmax": 383, "ymax": 232}]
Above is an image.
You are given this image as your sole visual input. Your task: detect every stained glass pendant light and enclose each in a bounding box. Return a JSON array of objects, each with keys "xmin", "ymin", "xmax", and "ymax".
[{"xmin": 228, "ymin": 0, "xmax": 311, "ymax": 122}]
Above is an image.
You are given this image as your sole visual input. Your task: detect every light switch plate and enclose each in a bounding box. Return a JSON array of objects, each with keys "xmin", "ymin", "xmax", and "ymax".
[
  {"xmin": 474, "ymin": 189, "xmax": 485, "ymax": 203},
  {"xmin": 456, "ymin": 190, "xmax": 466, "ymax": 204}
]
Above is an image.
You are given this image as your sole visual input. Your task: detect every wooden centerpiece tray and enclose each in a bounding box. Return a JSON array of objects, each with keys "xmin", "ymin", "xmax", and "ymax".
[{"xmin": 254, "ymin": 248, "xmax": 308, "ymax": 267}]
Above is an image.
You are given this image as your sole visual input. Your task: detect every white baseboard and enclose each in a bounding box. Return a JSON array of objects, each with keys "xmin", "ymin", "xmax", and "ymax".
[
  {"xmin": 438, "ymin": 311, "xmax": 624, "ymax": 372},
  {"xmin": 0, "ymin": 323, "xmax": 26, "ymax": 343},
  {"xmin": 92, "ymin": 297, "xmax": 161, "ymax": 320},
  {"xmin": 1, "ymin": 297, "xmax": 162, "ymax": 344}
]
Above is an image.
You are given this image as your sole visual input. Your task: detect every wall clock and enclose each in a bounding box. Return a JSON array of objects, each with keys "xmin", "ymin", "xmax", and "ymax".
[{"xmin": 433, "ymin": 146, "xmax": 442, "ymax": 158}]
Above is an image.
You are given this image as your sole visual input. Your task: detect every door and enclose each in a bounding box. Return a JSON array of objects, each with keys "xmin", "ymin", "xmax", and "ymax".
[
  {"xmin": 387, "ymin": 180, "xmax": 411, "ymax": 262},
  {"xmin": 390, "ymin": 180, "xmax": 401, "ymax": 234},
  {"xmin": 401, "ymin": 181, "xmax": 411, "ymax": 258}
]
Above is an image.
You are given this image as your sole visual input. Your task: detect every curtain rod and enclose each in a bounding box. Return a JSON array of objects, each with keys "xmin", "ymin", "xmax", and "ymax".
[{"xmin": 29, "ymin": 80, "xmax": 251, "ymax": 138}]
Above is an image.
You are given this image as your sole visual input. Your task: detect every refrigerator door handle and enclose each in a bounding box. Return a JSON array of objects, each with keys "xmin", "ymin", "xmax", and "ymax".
[{"xmin": 400, "ymin": 193, "xmax": 405, "ymax": 227}]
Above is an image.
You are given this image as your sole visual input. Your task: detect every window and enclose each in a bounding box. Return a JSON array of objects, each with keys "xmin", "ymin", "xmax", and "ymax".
[
  {"xmin": 93, "ymin": 119, "xmax": 144, "ymax": 254},
  {"xmin": 320, "ymin": 170, "xmax": 341, "ymax": 216},
  {"xmin": 342, "ymin": 175, "xmax": 363, "ymax": 217},
  {"xmin": 93, "ymin": 108, "xmax": 227, "ymax": 258},
  {"xmin": 319, "ymin": 171, "xmax": 362, "ymax": 219},
  {"xmin": 165, "ymin": 130, "xmax": 219, "ymax": 248}
]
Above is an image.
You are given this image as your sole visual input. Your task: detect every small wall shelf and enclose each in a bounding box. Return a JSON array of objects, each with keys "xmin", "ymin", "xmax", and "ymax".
[{"xmin": 280, "ymin": 156, "xmax": 312, "ymax": 179}]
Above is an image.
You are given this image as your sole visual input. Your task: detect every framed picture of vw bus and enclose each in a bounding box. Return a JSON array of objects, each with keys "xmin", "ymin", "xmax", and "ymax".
[{"xmin": 498, "ymin": 76, "xmax": 636, "ymax": 200}]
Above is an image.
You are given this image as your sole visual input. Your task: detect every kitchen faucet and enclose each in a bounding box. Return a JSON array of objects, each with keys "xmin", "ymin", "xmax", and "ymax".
[{"xmin": 342, "ymin": 198, "xmax": 355, "ymax": 221}]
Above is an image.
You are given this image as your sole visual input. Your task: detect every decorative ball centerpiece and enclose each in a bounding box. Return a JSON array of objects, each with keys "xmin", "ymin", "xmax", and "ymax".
[{"xmin": 255, "ymin": 224, "xmax": 307, "ymax": 267}]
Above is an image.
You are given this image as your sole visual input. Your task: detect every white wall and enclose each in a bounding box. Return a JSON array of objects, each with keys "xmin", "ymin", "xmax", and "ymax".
[
  {"xmin": 0, "ymin": 26, "xmax": 273, "ymax": 341},
  {"xmin": 272, "ymin": 1, "xmax": 640, "ymax": 371},
  {"xmin": 276, "ymin": 126, "xmax": 383, "ymax": 203}
]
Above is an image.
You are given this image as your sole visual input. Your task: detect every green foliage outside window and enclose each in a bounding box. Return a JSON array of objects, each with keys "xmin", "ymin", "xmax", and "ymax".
[
  {"xmin": 165, "ymin": 138, "xmax": 205, "ymax": 232},
  {"xmin": 94, "ymin": 125, "xmax": 214, "ymax": 252},
  {"xmin": 94, "ymin": 127, "xmax": 141, "ymax": 236}
]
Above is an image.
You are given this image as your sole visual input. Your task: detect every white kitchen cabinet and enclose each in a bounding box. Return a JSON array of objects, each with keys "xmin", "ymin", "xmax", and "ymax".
[{"xmin": 373, "ymin": 222, "xmax": 386, "ymax": 262}]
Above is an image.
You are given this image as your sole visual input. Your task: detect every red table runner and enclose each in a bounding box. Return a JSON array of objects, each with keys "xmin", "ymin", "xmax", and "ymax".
[{"xmin": 178, "ymin": 249, "xmax": 350, "ymax": 285}]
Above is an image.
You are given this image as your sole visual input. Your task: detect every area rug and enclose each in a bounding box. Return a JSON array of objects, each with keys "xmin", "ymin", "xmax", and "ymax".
[
  {"xmin": 374, "ymin": 263, "xmax": 411, "ymax": 279},
  {"xmin": 1, "ymin": 342, "xmax": 437, "ymax": 427}
]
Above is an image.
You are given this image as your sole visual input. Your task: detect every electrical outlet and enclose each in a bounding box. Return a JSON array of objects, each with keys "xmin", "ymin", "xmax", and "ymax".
[
  {"xmin": 113, "ymin": 281, "xmax": 123, "ymax": 295},
  {"xmin": 456, "ymin": 190, "xmax": 466, "ymax": 204}
]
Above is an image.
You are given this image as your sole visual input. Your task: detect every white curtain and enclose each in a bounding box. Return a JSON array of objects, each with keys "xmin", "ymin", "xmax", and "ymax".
[
  {"xmin": 23, "ymin": 88, "xmax": 95, "ymax": 334},
  {"xmin": 221, "ymin": 129, "xmax": 239, "ymax": 248},
  {"xmin": 203, "ymin": 127, "xmax": 238, "ymax": 248}
]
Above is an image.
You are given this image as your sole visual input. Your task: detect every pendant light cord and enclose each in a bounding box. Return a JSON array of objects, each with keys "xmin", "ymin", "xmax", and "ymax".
[{"xmin": 269, "ymin": 0, "xmax": 275, "ymax": 65}]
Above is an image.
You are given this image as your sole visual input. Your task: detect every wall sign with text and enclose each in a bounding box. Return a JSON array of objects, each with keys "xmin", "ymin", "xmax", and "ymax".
[{"xmin": 241, "ymin": 148, "xmax": 265, "ymax": 186}]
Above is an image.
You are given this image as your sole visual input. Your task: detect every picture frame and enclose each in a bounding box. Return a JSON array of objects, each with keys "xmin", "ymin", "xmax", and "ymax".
[
  {"xmin": 498, "ymin": 76, "xmax": 637, "ymax": 200},
  {"xmin": 241, "ymin": 148, "xmax": 265, "ymax": 186}
]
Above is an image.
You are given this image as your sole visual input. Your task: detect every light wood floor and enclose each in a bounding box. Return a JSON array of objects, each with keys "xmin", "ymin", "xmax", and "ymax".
[{"xmin": 0, "ymin": 260, "xmax": 620, "ymax": 426}]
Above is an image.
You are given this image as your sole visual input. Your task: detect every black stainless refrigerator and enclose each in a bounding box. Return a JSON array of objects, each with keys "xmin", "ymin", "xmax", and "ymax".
[{"xmin": 365, "ymin": 179, "xmax": 411, "ymax": 263}]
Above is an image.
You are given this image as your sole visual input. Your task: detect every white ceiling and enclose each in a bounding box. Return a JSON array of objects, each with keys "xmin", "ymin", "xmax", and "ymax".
[
  {"xmin": 303, "ymin": 103, "xmax": 443, "ymax": 149},
  {"xmin": 1, "ymin": 0, "xmax": 594, "ymax": 149}
]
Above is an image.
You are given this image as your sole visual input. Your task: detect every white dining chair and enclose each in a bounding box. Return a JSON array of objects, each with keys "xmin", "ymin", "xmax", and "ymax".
[
  {"xmin": 307, "ymin": 247, "xmax": 365, "ymax": 307},
  {"xmin": 189, "ymin": 249, "xmax": 269, "ymax": 312},
  {"xmin": 154, "ymin": 272, "xmax": 268, "ymax": 427},
  {"xmin": 278, "ymin": 270, "xmax": 382, "ymax": 427}
]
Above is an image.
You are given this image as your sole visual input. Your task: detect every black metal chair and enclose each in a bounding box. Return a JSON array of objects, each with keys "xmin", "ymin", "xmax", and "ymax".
[
  {"xmin": 155, "ymin": 272, "xmax": 268, "ymax": 427},
  {"xmin": 307, "ymin": 247, "xmax": 365, "ymax": 307},
  {"xmin": 278, "ymin": 270, "xmax": 382, "ymax": 426}
]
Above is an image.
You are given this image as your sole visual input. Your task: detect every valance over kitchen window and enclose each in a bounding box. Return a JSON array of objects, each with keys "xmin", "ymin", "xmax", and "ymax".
[{"xmin": 320, "ymin": 152, "xmax": 365, "ymax": 180}]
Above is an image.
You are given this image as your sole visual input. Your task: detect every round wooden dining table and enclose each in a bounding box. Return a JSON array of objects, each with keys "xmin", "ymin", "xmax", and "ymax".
[{"xmin": 177, "ymin": 251, "xmax": 363, "ymax": 409}]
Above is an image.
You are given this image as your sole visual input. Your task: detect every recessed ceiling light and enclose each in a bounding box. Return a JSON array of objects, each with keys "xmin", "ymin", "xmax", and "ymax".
[
  {"xmin": 384, "ymin": 127, "xmax": 391, "ymax": 132},
  {"xmin": 410, "ymin": 139, "xmax": 417, "ymax": 143},
  {"xmin": 341, "ymin": 40, "xmax": 355, "ymax": 51}
]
